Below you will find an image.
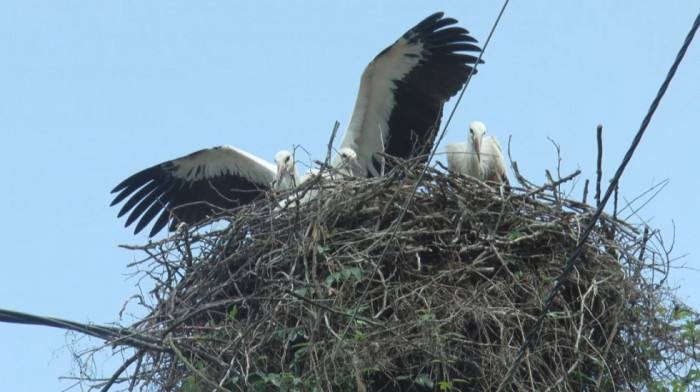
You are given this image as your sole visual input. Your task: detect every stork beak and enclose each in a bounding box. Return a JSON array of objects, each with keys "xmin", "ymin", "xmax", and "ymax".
[
  {"xmin": 473, "ymin": 135, "xmax": 482, "ymax": 163},
  {"xmin": 275, "ymin": 165, "xmax": 285, "ymax": 189},
  {"xmin": 349, "ymin": 158, "xmax": 365, "ymax": 177}
]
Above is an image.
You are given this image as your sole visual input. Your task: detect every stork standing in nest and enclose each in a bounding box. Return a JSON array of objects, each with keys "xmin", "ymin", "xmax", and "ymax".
[{"xmin": 445, "ymin": 121, "xmax": 509, "ymax": 186}]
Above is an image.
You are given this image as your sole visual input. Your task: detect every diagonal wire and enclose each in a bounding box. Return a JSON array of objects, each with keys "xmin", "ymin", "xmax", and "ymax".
[
  {"xmin": 337, "ymin": 0, "xmax": 511, "ymax": 342},
  {"xmin": 496, "ymin": 10, "xmax": 700, "ymax": 392}
]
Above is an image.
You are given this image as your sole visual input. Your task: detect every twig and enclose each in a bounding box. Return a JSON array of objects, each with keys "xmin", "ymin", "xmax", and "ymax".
[
  {"xmin": 595, "ymin": 124, "xmax": 603, "ymax": 207},
  {"xmin": 167, "ymin": 334, "xmax": 233, "ymax": 392},
  {"xmin": 101, "ymin": 350, "xmax": 144, "ymax": 392},
  {"xmin": 508, "ymin": 135, "xmax": 536, "ymax": 190},
  {"xmin": 545, "ymin": 170, "xmax": 561, "ymax": 208},
  {"xmin": 525, "ymin": 170, "xmax": 581, "ymax": 198},
  {"xmin": 324, "ymin": 121, "xmax": 341, "ymax": 168}
]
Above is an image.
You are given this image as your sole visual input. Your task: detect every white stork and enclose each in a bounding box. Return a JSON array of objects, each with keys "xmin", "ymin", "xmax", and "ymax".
[
  {"xmin": 333, "ymin": 12, "xmax": 483, "ymax": 177},
  {"xmin": 111, "ymin": 12, "xmax": 482, "ymax": 236},
  {"xmin": 445, "ymin": 121, "xmax": 509, "ymax": 185},
  {"xmin": 335, "ymin": 147, "xmax": 365, "ymax": 178},
  {"xmin": 110, "ymin": 146, "xmax": 300, "ymax": 237}
]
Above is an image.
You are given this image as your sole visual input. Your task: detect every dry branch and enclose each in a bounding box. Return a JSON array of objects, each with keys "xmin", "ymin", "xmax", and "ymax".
[{"xmin": 81, "ymin": 163, "xmax": 696, "ymax": 391}]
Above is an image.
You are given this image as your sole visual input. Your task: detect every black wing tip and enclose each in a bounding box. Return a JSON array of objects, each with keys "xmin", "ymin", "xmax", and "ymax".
[
  {"xmin": 126, "ymin": 220, "xmax": 146, "ymax": 236},
  {"xmin": 111, "ymin": 168, "xmax": 147, "ymax": 194},
  {"xmin": 109, "ymin": 164, "xmax": 166, "ymax": 235},
  {"xmin": 123, "ymin": 213, "xmax": 160, "ymax": 237},
  {"xmin": 425, "ymin": 12, "xmax": 446, "ymax": 21},
  {"xmin": 405, "ymin": 12, "xmax": 484, "ymax": 57},
  {"xmin": 405, "ymin": 12, "xmax": 453, "ymax": 38},
  {"xmin": 109, "ymin": 162, "xmax": 163, "ymax": 201},
  {"xmin": 110, "ymin": 187, "xmax": 134, "ymax": 207}
]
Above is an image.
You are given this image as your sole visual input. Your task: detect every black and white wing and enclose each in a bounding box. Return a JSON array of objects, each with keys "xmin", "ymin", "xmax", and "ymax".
[
  {"xmin": 111, "ymin": 146, "xmax": 277, "ymax": 237},
  {"xmin": 335, "ymin": 12, "xmax": 483, "ymax": 176}
]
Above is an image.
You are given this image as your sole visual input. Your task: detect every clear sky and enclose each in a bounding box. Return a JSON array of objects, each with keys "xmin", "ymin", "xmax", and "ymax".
[{"xmin": 1, "ymin": 1, "xmax": 698, "ymax": 390}]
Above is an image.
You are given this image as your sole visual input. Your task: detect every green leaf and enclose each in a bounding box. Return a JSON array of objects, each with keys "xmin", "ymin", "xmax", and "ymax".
[
  {"xmin": 673, "ymin": 306, "xmax": 692, "ymax": 321},
  {"xmin": 349, "ymin": 268, "xmax": 362, "ymax": 280},
  {"xmin": 227, "ymin": 305, "xmax": 238, "ymax": 321},
  {"xmin": 294, "ymin": 286, "xmax": 314, "ymax": 297},
  {"xmin": 546, "ymin": 311, "xmax": 567, "ymax": 319},
  {"xmin": 325, "ymin": 272, "xmax": 339, "ymax": 285},
  {"xmin": 341, "ymin": 267, "xmax": 362, "ymax": 281},
  {"xmin": 505, "ymin": 258, "xmax": 523, "ymax": 267},
  {"xmin": 415, "ymin": 373, "xmax": 434, "ymax": 388},
  {"xmin": 507, "ymin": 231, "xmax": 526, "ymax": 239},
  {"xmin": 182, "ymin": 376, "xmax": 198, "ymax": 392},
  {"xmin": 420, "ymin": 312, "xmax": 436, "ymax": 322}
]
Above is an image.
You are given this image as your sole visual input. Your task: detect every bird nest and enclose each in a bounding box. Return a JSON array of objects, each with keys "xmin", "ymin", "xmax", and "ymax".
[{"xmin": 99, "ymin": 161, "xmax": 693, "ymax": 392}]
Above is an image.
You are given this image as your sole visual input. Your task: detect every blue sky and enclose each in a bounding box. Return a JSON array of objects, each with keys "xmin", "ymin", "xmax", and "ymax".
[{"xmin": 1, "ymin": 2, "xmax": 699, "ymax": 390}]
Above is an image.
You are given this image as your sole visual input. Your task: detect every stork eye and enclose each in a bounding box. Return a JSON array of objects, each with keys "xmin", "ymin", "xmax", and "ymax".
[
  {"xmin": 469, "ymin": 128, "xmax": 474, "ymax": 135},
  {"xmin": 285, "ymin": 156, "xmax": 290, "ymax": 163}
]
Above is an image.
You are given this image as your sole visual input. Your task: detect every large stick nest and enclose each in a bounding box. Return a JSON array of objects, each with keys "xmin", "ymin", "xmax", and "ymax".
[{"xmin": 103, "ymin": 162, "xmax": 692, "ymax": 391}]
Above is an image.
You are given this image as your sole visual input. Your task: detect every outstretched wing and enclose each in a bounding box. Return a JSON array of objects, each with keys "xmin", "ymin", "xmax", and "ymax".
[
  {"xmin": 111, "ymin": 145, "xmax": 276, "ymax": 237},
  {"xmin": 336, "ymin": 12, "xmax": 484, "ymax": 176}
]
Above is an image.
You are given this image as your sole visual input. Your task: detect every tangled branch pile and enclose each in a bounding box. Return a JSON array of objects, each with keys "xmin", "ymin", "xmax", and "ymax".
[{"xmin": 98, "ymin": 163, "xmax": 696, "ymax": 391}]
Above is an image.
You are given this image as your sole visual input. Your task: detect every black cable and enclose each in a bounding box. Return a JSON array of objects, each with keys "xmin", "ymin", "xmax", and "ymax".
[
  {"xmin": 338, "ymin": 0, "xmax": 511, "ymax": 341},
  {"xmin": 0, "ymin": 308, "xmax": 162, "ymax": 349},
  {"xmin": 496, "ymin": 10, "xmax": 700, "ymax": 391}
]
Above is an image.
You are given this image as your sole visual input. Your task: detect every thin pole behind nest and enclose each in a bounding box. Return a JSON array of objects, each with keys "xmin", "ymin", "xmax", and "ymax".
[
  {"xmin": 496, "ymin": 10, "xmax": 700, "ymax": 392},
  {"xmin": 335, "ymin": 0, "xmax": 512, "ymax": 345}
]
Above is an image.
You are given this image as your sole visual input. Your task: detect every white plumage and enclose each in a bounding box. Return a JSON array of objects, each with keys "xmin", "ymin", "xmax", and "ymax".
[
  {"xmin": 333, "ymin": 12, "xmax": 483, "ymax": 177},
  {"xmin": 274, "ymin": 150, "xmax": 301, "ymax": 189},
  {"xmin": 445, "ymin": 121, "xmax": 509, "ymax": 185},
  {"xmin": 335, "ymin": 147, "xmax": 365, "ymax": 178},
  {"xmin": 112, "ymin": 12, "xmax": 483, "ymax": 236}
]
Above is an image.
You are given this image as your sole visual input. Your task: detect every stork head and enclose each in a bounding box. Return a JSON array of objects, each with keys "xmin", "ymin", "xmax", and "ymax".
[
  {"xmin": 337, "ymin": 147, "xmax": 365, "ymax": 177},
  {"xmin": 274, "ymin": 150, "xmax": 298, "ymax": 190},
  {"xmin": 469, "ymin": 121, "xmax": 487, "ymax": 163}
]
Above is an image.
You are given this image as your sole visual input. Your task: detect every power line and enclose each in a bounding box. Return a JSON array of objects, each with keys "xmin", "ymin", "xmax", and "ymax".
[
  {"xmin": 496, "ymin": 10, "xmax": 700, "ymax": 391},
  {"xmin": 0, "ymin": 308, "xmax": 162, "ymax": 350},
  {"xmin": 338, "ymin": 0, "xmax": 511, "ymax": 341}
]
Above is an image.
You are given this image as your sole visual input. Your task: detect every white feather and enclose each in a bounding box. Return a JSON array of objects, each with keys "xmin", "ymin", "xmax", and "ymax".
[
  {"xmin": 445, "ymin": 121, "xmax": 509, "ymax": 185},
  {"xmin": 171, "ymin": 145, "xmax": 277, "ymax": 186},
  {"xmin": 335, "ymin": 36, "xmax": 422, "ymax": 176}
]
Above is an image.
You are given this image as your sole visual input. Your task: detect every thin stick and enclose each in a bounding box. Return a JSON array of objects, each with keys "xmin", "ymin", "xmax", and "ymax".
[
  {"xmin": 167, "ymin": 334, "xmax": 233, "ymax": 392},
  {"xmin": 525, "ymin": 170, "xmax": 581, "ymax": 199},
  {"xmin": 595, "ymin": 124, "xmax": 603, "ymax": 207},
  {"xmin": 613, "ymin": 182, "xmax": 619, "ymax": 220},
  {"xmin": 100, "ymin": 350, "xmax": 144, "ymax": 392},
  {"xmin": 545, "ymin": 170, "xmax": 561, "ymax": 208}
]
